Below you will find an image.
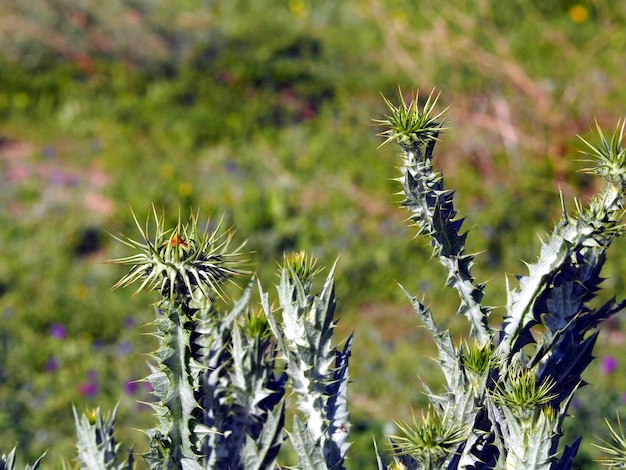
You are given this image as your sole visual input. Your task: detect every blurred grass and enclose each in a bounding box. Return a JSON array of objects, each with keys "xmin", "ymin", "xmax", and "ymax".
[{"xmin": 1, "ymin": 0, "xmax": 626, "ymax": 467}]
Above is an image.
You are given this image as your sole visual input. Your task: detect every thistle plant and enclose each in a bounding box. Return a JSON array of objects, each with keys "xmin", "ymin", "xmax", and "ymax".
[
  {"xmin": 2, "ymin": 90, "xmax": 626, "ymax": 470},
  {"xmin": 76, "ymin": 209, "xmax": 349, "ymax": 469},
  {"xmin": 375, "ymin": 89, "xmax": 626, "ymax": 469}
]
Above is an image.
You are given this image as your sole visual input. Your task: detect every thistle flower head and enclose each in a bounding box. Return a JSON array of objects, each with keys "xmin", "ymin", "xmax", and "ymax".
[
  {"xmin": 375, "ymin": 87, "xmax": 448, "ymax": 152},
  {"xmin": 241, "ymin": 307, "xmax": 272, "ymax": 340},
  {"xmin": 282, "ymin": 250, "xmax": 323, "ymax": 283},
  {"xmin": 390, "ymin": 407, "xmax": 466, "ymax": 466},
  {"xmin": 579, "ymin": 119, "xmax": 626, "ymax": 190},
  {"xmin": 110, "ymin": 206, "xmax": 247, "ymax": 304},
  {"xmin": 460, "ymin": 340, "xmax": 494, "ymax": 375},
  {"xmin": 493, "ymin": 366, "xmax": 557, "ymax": 410}
]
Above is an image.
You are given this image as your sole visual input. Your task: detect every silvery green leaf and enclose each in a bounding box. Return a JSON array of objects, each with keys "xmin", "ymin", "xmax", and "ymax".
[
  {"xmin": 240, "ymin": 400, "xmax": 285, "ymax": 470},
  {"xmin": 74, "ymin": 408, "xmax": 109, "ymax": 470},
  {"xmin": 402, "ymin": 286, "xmax": 457, "ymax": 389},
  {"xmin": 499, "ymin": 234, "xmax": 569, "ymax": 361},
  {"xmin": 290, "ymin": 415, "xmax": 329, "ymax": 470},
  {"xmin": 73, "ymin": 406, "xmax": 134, "ymax": 470}
]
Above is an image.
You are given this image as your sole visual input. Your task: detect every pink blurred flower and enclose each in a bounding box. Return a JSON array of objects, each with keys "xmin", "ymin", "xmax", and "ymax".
[
  {"xmin": 77, "ymin": 381, "xmax": 98, "ymax": 397},
  {"xmin": 77, "ymin": 370, "xmax": 98, "ymax": 396}
]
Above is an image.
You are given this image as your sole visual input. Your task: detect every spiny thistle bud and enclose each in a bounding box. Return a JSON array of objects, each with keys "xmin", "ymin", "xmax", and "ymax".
[
  {"xmin": 84, "ymin": 408, "xmax": 98, "ymax": 426},
  {"xmin": 240, "ymin": 307, "xmax": 272, "ymax": 340},
  {"xmin": 109, "ymin": 206, "xmax": 247, "ymax": 305},
  {"xmin": 375, "ymin": 87, "xmax": 448, "ymax": 156},
  {"xmin": 390, "ymin": 407, "xmax": 467, "ymax": 465},
  {"xmin": 459, "ymin": 340, "xmax": 494, "ymax": 376},
  {"xmin": 492, "ymin": 366, "xmax": 557, "ymax": 410},
  {"xmin": 282, "ymin": 250, "xmax": 323, "ymax": 284},
  {"xmin": 579, "ymin": 119, "xmax": 626, "ymax": 190}
]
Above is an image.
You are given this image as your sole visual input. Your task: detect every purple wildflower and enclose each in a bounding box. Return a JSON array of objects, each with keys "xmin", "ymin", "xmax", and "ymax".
[
  {"xmin": 117, "ymin": 341, "xmax": 133, "ymax": 355},
  {"xmin": 123, "ymin": 316, "xmax": 135, "ymax": 329},
  {"xmin": 600, "ymin": 356, "xmax": 617, "ymax": 375},
  {"xmin": 49, "ymin": 323, "xmax": 66, "ymax": 340},
  {"xmin": 45, "ymin": 356, "xmax": 59, "ymax": 373},
  {"xmin": 124, "ymin": 380, "xmax": 138, "ymax": 395},
  {"xmin": 67, "ymin": 174, "xmax": 80, "ymax": 186},
  {"xmin": 224, "ymin": 160, "xmax": 239, "ymax": 174},
  {"xmin": 77, "ymin": 370, "xmax": 98, "ymax": 397}
]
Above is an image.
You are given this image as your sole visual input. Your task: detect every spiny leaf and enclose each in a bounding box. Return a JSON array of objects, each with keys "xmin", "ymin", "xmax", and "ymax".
[{"xmin": 290, "ymin": 416, "xmax": 329, "ymax": 470}]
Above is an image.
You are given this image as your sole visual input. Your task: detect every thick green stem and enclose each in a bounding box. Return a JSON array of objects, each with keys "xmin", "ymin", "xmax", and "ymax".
[{"xmin": 144, "ymin": 302, "xmax": 200, "ymax": 470}]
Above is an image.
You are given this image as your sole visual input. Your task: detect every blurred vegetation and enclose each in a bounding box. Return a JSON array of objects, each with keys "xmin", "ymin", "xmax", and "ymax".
[{"xmin": 1, "ymin": 0, "xmax": 626, "ymax": 467}]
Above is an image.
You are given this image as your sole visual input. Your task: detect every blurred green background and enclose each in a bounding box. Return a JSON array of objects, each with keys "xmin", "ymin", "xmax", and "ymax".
[{"xmin": 1, "ymin": 0, "xmax": 626, "ymax": 467}]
